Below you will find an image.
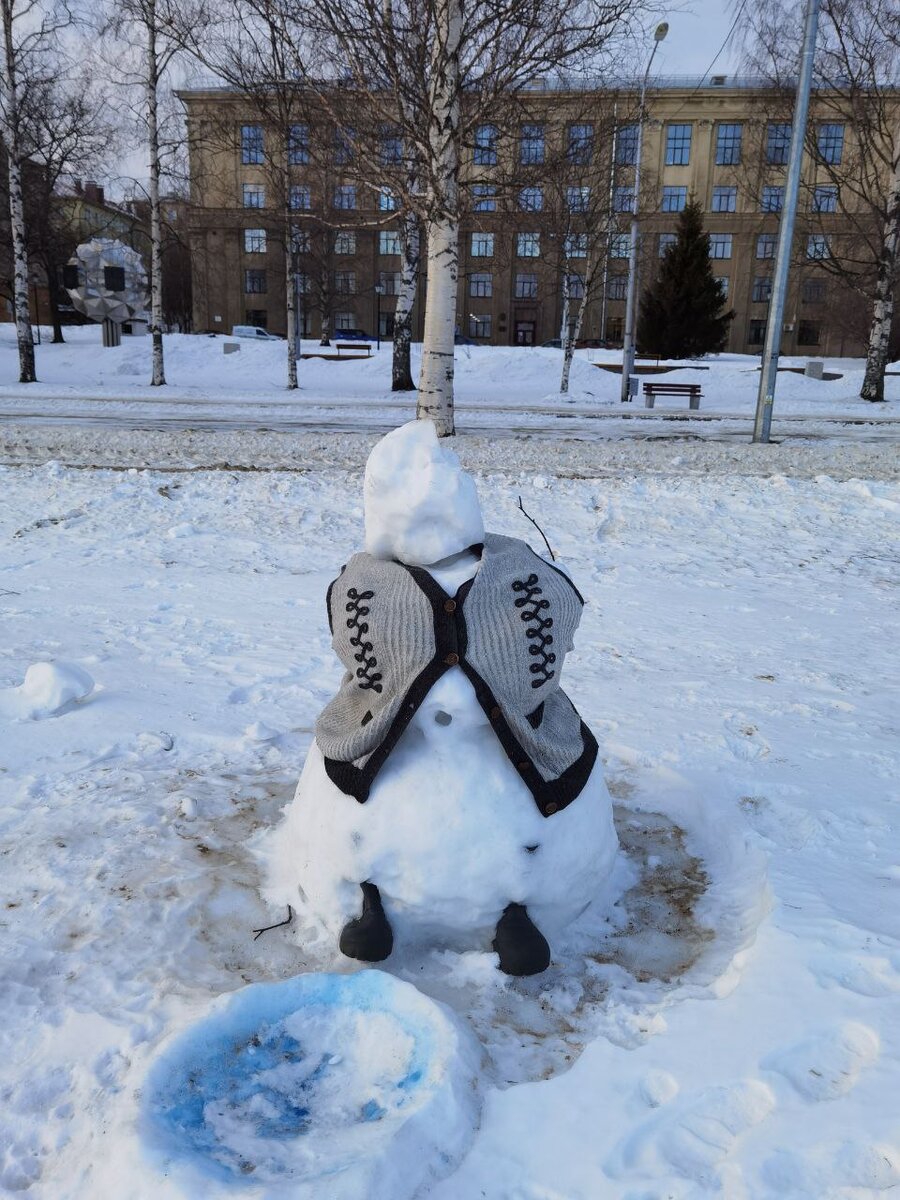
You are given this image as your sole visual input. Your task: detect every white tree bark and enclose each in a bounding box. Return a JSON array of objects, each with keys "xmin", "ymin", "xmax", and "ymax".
[
  {"xmin": 284, "ymin": 193, "xmax": 298, "ymax": 389},
  {"xmin": 0, "ymin": 0, "xmax": 36, "ymax": 383},
  {"xmin": 559, "ymin": 271, "xmax": 573, "ymax": 394},
  {"xmin": 861, "ymin": 151, "xmax": 900, "ymax": 403},
  {"xmin": 415, "ymin": 0, "xmax": 461, "ymax": 436},
  {"xmin": 146, "ymin": 0, "xmax": 165, "ymax": 386},
  {"xmin": 392, "ymin": 208, "xmax": 419, "ymax": 391}
]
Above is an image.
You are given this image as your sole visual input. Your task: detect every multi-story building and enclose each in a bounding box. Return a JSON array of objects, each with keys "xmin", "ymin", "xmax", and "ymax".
[{"xmin": 178, "ymin": 77, "xmax": 887, "ymax": 356}]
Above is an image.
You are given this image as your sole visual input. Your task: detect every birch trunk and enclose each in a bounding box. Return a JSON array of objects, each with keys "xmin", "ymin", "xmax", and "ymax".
[
  {"xmin": 146, "ymin": 0, "xmax": 165, "ymax": 386},
  {"xmin": 0, "ymin": 0, "xmax": 36, "ymax": 383},
  {"xmin": 416, "ymin": 0, "xmax": 461, "ymax": 436},
  {"xmin": 559, "ymin": 272, "xmax": 573, "ymax": 393},
  {"xmin": 860, "ymin": 154, "xmax": 900, "ymax": 403},
  {"xmin": 561, "ymin": 253, "xmax": 601, "ymax": 394},
  {"xmin": 392, "ymin": 209, "xmax": 419, "ymax": 390},
  {"xmin": 284, "ymin": 198, "xmax": 298, "ymax": 388}
]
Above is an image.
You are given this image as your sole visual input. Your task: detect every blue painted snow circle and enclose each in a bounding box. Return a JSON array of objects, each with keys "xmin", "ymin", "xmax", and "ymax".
[{"xmin": 142, "ymin": 970, "xmax": 481, "ymax": 1194}]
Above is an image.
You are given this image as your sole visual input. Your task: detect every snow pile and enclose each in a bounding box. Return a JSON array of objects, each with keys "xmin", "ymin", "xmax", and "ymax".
[
  {"xmin": 0, "ymin": 660, "xmax": 94, "ymax": 720},
  {"xmin": 364, "ymin": 419, "xmax": 484, "ymax": 564},
  {"xmin": 143, "ymin": 971, "xmax": 482, "ymax": 1198}
]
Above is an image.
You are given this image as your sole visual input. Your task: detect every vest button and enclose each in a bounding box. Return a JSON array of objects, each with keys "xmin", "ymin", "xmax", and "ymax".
[
  {"xmin": 544, "ymin": 801, "xmax": 559, "ymax": 815},
  {"xmin": 443, "ymin": 598, "xmax": 457, "ymax": 613},
  {"xmin": 490, "ymin": 706, "xmax": 501, "ymax": 720},
  {"xmin": 443, "ymin": 652, "xmax": 460, "ymax": 666}
]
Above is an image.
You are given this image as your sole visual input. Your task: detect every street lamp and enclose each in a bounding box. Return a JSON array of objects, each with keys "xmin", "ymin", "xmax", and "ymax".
[
  {"xmin": 620, "ymin": 20, "xmax": 668, "ymax": 403},
  {"xmin": 374, "ymin": 281, "xmax": 385, "ymax": 351}
]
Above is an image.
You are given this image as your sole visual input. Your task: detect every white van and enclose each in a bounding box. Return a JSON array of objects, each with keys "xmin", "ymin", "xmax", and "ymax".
[{"xmin": 230, "ymin": 325, "xmax": 282, "ymax": 341}]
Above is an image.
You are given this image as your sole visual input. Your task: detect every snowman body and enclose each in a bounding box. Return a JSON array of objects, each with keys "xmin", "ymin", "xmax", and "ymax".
[{"xmin": 268, "ymin": 538, "xmax": 618, "ymax": 951}]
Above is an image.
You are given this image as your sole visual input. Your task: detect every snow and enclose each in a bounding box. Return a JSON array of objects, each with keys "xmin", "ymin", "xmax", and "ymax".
[
  {"xmin": 0, "ymin": 660, "xmax": 94, "ymax": 720},
  {"xmin": 363, "ymin": 419, "xmax": 484, "ymax": 563},
  {"xmin": 142, "ymin": 970, "xmax": 482, "ymax": 1198},
  {"xmin": 1, "ymin": 439, "xmax": 899, "ymax": 1198}
]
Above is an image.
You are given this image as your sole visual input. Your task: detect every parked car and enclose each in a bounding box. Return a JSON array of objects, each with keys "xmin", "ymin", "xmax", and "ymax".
[
  {"xmin": 230, "ymin": 325, "xmax": 283, "ymax": 341},
  {"xmin": 332, "ymin": 328, "xmax": 372, "ymax": 341}
]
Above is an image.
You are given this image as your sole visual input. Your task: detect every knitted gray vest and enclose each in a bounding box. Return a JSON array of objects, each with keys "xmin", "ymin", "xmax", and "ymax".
[{"xmin": 316, "ymin": 532, "xmax": 597, "ymax": 818}]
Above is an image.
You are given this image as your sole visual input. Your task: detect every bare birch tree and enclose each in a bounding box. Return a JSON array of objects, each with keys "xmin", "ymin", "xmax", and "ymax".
[
  {"xmin": 0, "ymin": 0, "xmax": 71, "ymax": 381},
  {"xmin": 297, "ymin": 0, "xmax": 648, "ymax": 434},
  {"xmin": 743, "ymin": 0, "xmax": 900, "ymax": 402}
]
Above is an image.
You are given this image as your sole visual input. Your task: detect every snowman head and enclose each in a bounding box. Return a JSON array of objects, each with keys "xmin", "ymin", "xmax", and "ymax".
[{"xmin": 364, "ymin": 420, "xmax": 485, "ymax": 566}]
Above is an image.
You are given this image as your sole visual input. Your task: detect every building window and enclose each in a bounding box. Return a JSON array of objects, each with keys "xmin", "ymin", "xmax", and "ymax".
[
  {"xmin": 661, "ymin": 185, "xmax": 687, "ymax": 212},
  {"xmin": 752, "ymin": 276, "xmax": 772, "ymax": 303},
  {"xmin": 334, "ymin": 127, "xmax": 355, "ymax": 165},
  {"xmin": 378, "ymin": 270, "xmax": 402, "ymax": 295},
  {"xmin": 334, "ymin": 270, "xmax": 356, "ymax": 294},
  {"xmin": 802, "ymin": 278, "xmax": 826, "ymax": 304},
  {"xmin": 659, "ymin": 232, "xmax": 677, "ymax": 257},
  {"xmin": 715, "ymin": 276, "xmax": 729, "ymax": 299},
  {"xmin": 709, "ymin": 232, "xmax": 732, "ymax": 259},
  {"xmin": 288, "ymin": 124, "xmax": 309, "ymax": 165},
  {"xmin": 242, "ymin": 183, "xmax": 265, "ymax": 208},
  {"xmin": 756, "ymin": 232, "xmax": 777, "ymax": 259},
  {"xmin": 568, "ymin": 123, "xmax": 593, "ymax": 164},
  {"xmin": 606, "ymin": 315, "xmax": 624, "ymax": 342},
  {"xmin": 335, "ymin": 231, "xmax": 357, "ymax": 255},
  {"xmin": 471, "ymin": 231, "xmax": 494, "ymax": 257},
  {"xmin": 291, "ymin": 227, "xmax": 310, "ymax": 254},
  {"xmin": 797, "ymin": 320, "xmax": 821, "ymax": 345},
  {"xmin": 519, "ymin": 186, "xmax": 543, "ymax": 212},
  {"xmin": 608, "ymin": 274, "xmax": 628, "ymax": 300},
  {"xmin": 378, "ymin": 188, "xmax": 397, "ymax": 211},
  {"xmin": 517, "ymin": 232, "xmax": 540, "ymax": 258},
  {"xmin": 807, "ymin": 234, "xmax": 830, "ymax": 259},
  {"xmin": 616, "ymin": 124, "xmax": 638, "ymax": 165},
  {"xmin": 241, "ymin": 124, "xmax": 264, "ymax": 164},
  {"xmin": 567, "ymin": 186, "xmax": 590, "ymax": 213},
  {"xmin": 295, "ymin": 272, "xmax": 310, "ymax": 294},
  {"xmin": 812, "ymin": 184, "xmax": 838, "ymax": 213},
  {"xmin": 761, "ymin": 185, "xmax": 784, "ymax": 213},
  {"xmin": 244, "ymin": 268, "xmax": 267, "ymax": 294},
  {"xmin": 379, "ymin": 127, "xmax": 403, "ymax": 165},
  {"xmin": 766, "ymin": 123, "xmax": 791, "ymax": 164},
  {"xmin": 564, "ymin": 273, "xmax": 585, "ymax": 299},
  {"xmin": 244, "ymin": 228, "xmax": 267, "ymax": 254},
  {"xmin": 333, "ymin": 184, "xmax": 357, "ymax": 210},
  {"xmin": 520, "ymin": 124, "xmax": 544, "ymax": 165},
  {"xmin": 245, "ymin": 308, "xmax": 267, "ymax": 328},
  {"xmin": 711, "ymin": 185, "xmax": 737, "ymax": 213},
  {"xmin": 472, "ymin": 184, "xmax": 496, "ymax": 212},
  {"xmin": 665, "ymin": 123, "xmax": 692, "ymax": 166},
  {"xmin": 613, "ymin": 185, "xmax": 634, "ymax": 212},
  {"xmin": 564, "ymin": 233, "xmax": 587, "ymax": 258},
  {"xmin": 335, "ymin": 311, "xmax": 356, "ymax": 330},
  {"xmin": 817, "ymin": 123, "xmax": 844, "ymax": 165},
  {"xmin": 610, "ymin": 233, "xmax": 630, "ymax": 258},
  {"xmin": 469, "ymin": 313, "xmax": 491, "ymax": 338},
  {"xmin": 379, "ymin": 230, "xmax": 401, "ymax": 255},
  {"xmin": 289, "ymin": 185, "xmax": 311, "ymax": 211},
  {"xmin": 715, "ymin": 123, "xmax": 742, "ymax": 165},
  {"xmin": 514, "ymin": 272, "xmax": 537, "ymax": 299},
  {"xmin": 469, "ymin": 272, "xmax": 492, "ymax": 298},
  {"xmin": 474, "ymin": 124, "xmax": 498, "ymax": 165},
  {"xmin": 748, "ymin": 318, "xmax": 766, "ymax": 345}
]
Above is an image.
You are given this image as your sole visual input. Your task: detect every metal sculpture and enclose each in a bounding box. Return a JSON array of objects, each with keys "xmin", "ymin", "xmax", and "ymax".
[{"xmin": 65, "ymin": 238, "xmax": 149, "ymax": 347}]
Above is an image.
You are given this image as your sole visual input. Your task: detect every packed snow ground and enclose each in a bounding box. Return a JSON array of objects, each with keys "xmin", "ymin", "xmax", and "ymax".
[
  {"xmin": 2, "ymin": 451, "xmax": 899, "ymax": 1198},
  {"xmin": 2, "ymin": 326, "xmax": 899, "ymax": 434}
]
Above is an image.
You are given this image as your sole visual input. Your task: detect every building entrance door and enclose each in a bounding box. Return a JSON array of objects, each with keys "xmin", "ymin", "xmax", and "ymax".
[{"xmin": 515, "ymin": 321, "xmax": 535, "ymax": 346}]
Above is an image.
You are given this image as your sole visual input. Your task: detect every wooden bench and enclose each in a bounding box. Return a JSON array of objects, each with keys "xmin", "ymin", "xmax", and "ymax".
[
  {"xmin": 643, "ymin": 381, "xmax": 702, "ymax": 410},
  {"xmin": 335, "ymin": 341, "xmax": 372, "ymax": 358}
]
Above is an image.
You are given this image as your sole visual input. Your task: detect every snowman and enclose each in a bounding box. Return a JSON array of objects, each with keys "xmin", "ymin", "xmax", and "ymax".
[{"xmin": 267, "ymin": 420, "xmax": 617, "ymax": 976}]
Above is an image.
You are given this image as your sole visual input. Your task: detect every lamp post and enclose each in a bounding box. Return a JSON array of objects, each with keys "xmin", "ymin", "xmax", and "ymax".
[
  {"xmin": 620, "ymin": 21, "xmax": 668, "ymax": 403},
  {"xmin": 374, "ymin": 281, "xmax": 385, "ymax": 350}
]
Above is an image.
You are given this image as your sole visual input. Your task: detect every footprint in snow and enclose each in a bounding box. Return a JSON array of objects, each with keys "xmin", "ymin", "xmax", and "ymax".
[
  {"xmin": 762, "ymin": 1139, "xmax": 900, "ymax": 1194},
  {"xmin": 605, "ymin": 1078, "xmax": 776, "ymax": 1185},
  {"xmin": 808, "ymin": 951, "xmax": 900, "ymax": 998},
  {"xmin": 762, "ymin": 1020, "xmax": 879, "ymax": 1101},
  {"xmin": 723, "ymin": 714, "xmax": 770, "ymax": 762}
]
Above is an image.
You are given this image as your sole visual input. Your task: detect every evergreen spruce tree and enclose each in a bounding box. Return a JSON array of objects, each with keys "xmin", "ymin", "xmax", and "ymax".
[{"xmin": 638, "ymin": 199, "xmax": 734, "ymax": 358}]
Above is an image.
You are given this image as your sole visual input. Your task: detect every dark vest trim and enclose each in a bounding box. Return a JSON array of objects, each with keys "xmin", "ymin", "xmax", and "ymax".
[
  {"xmin": 527, "ymin": 544, "xmax": 585, "ymax": 606},
  {"xmin": 323, "ymin": 555, "xmax": 596, "ymax": 818}
]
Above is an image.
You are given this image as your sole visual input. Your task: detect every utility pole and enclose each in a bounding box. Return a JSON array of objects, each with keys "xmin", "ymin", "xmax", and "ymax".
[
  {"xmin": 621, "ymin": 22, "xmax": 668, "ymax": 403},
  {"xmin": 752, "ymin": 0, "xmax": 820, "ymax": 442}
]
